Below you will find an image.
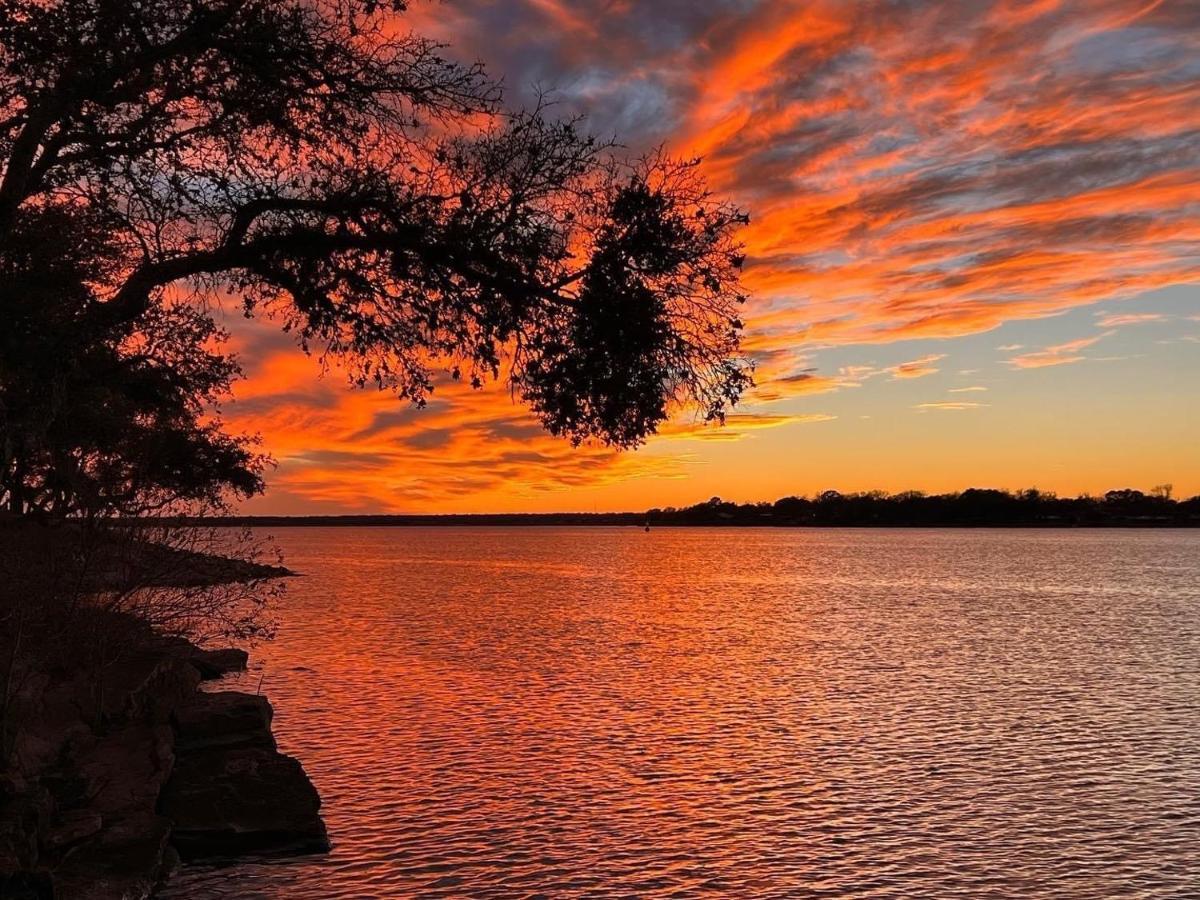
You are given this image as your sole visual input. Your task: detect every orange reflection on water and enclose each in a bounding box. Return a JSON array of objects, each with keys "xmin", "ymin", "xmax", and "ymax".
[{"xmin": 165, "ymin": 526, "xmax": 1200, "ymax": 898}]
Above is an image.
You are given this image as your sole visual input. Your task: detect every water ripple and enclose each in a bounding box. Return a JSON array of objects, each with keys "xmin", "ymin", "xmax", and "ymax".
[{"xmin": 161, "ymin": 528, "xmax": 1200, "ymax": 899}]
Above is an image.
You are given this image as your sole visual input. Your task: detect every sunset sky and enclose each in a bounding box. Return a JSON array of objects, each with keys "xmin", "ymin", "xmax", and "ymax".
[{"xmin": 225, "ymin": 0, "xmax": 1199, "ymax": 514}]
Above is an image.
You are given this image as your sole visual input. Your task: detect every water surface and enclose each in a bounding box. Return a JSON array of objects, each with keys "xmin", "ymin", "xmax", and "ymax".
[{"xmin": 164, "ymin": 527, "xmax": 1200, "ymax": 898}]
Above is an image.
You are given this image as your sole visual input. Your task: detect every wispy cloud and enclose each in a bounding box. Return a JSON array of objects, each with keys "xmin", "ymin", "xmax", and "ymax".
[
  {"xmin": 661, "ymin": 412, "xmax": 837, "ymax": 441},
  {"xmin": 1095, "ymin": 312, "xmax": 1167, "ymax": 327},
  {"xmin": 948, "ymin": 386, "xmax": 989, "ymax": 393},
  {"xmin": 915, "ymin": 402, "xmax": 988, "ymax": 411},
  {"xmin": 890, "ymin": 354, "xmax": 947, "ymax": 380},
  {"xmin": 1008, "ymin": 332, "xmax": 1115, "ymax": 369}
]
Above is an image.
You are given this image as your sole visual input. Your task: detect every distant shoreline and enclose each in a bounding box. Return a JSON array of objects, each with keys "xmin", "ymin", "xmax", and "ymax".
[
  {"xmin": 173, "ymin": 487, "xmax": 1200, "ymax": 529},
  {"xmin": 184, "ymin": 515, "xmax": 1199, "ymax": 529}
]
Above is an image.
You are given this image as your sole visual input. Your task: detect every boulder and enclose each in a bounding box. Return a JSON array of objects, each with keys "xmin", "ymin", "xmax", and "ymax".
[
  {"xmin": 0, "ymin": 773, "xmax": 30, "ymax": 806},
  {"xmin": 0, "ymin": 787, "xmax": 50, "ymax": 873},
  {"xmin": 0, "ymin": 597, "xmax": 323, "ymax": 895},
  {"xmin": 172, "ymin": 691, "xmax": 275, "ymax": 753},
  {"xmin": 8, "ymin": 671, "xmax": 93, "ymax": 777},
  {"xmin": 187, "ymin": 647, "xmax": 249, "ymax": 680},
  {"xmin": 75, "ymin": 724, "xmax": 175, "ymax": 819},
  {"xmin": 52, "ymin": 812, "xmax": 173, "ymax": 900},
  {"xmin": 104, "ymin": 652, "xmax": 202, "ymax": 726},
  {"xmin": 159, "ymin": 746, "xmax": 329, "ymax": 860},
  {"xmin": 43, "ymin": 810, "xmax": 102, "ymax": 852}
]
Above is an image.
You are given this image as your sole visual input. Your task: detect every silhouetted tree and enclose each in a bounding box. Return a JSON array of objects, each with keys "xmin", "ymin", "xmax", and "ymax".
[
  {"xmin": 1, "ymin": 204, "xmax": 264, "ymax": 515},
  {"xmin": 1151, "ymin": 484, "xmax": 1174, "ymax": 501},
  {"xmin": 1103, "ymin": 489, "xmax": 1149, "ymax": 518},
  {"xmin": 0, "ymin": 0, "xmax": 751, "ymax": 515}
]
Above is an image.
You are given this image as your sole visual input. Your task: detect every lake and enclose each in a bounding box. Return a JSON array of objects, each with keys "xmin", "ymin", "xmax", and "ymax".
[{"xmin": 162, "ymin": 527, "xmax": 1200, "ymax": 898}]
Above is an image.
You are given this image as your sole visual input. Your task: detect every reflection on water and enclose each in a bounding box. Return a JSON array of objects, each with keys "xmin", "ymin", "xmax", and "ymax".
[{"xmin": 163, "ymin": 528, "xmax": 1200, "ymax": 898}]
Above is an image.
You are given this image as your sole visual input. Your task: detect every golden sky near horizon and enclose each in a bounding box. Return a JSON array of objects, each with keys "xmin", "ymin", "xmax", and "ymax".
[{"xmin": 223, "ymin": 0, "xmax": 1200, "ymax": 514}]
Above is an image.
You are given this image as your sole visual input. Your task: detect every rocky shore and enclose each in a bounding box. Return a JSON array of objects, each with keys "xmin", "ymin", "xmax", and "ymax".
[{"xmin": 0, "ymin": 627, "xmax": 327, "ymax": 899}]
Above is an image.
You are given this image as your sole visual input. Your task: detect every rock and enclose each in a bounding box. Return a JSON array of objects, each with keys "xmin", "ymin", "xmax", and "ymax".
[
  {"xmin": 0, "ymin": 784, "xmax": 51, "ymax": 872},
  {"xmin": 161, "ymin": 692, "xmax": 329, "ymax": 863},
  {"xmin": 143, "ymin": 634, "xmax": 247, "ymax": 679},
  {"xmin": 0, "ymin": 774, "xmax": 29, "ymax": 804},
  {"xmin": 187, "ymin": 647, "xmax": 249, "ymax": 680},
  {"xmin": 74, "ymin": 724, "xmax": 175, "ymax": 820},
  {"xmin": 0, "ymin": 598, "xmax": 324, "ymax": 897},
  {"xmin": 52, "ymin": 812, "xmax": 173, "ymax": 900},
  {"xmin": 43, "ymin": 810, "xmax": 102, "ymax": 851},
  {"xmin": 0, "ymin": 810, "xmax": 39, "ymax": 873},
  {"xmin": 40, "ymin": 767, "xmax": 89, "ymax": 811},
  {"xmin": 173, "ymin": 691, "xmax": 275, "ymax": 753},
  {"xmin": 160, "ymin": 843, "xmax": 181, "ymax": 880},
  {"xmin": 111, "ymin": 653, "xmax": 203, "ymax": 726},
  {"xmin": 8, "ymin": 671, "xmax": 93, "ymax": 777},
  {"xmin": 0, "ymin": 871, "xmax": 53, "ymax": 900},
  {"xmin": 159, "ymin": 746, "xmax": 329, "ymax": 860},
  {"xmin": 0, "ymin": 600, "xmax": 324, "ymax": 893}
]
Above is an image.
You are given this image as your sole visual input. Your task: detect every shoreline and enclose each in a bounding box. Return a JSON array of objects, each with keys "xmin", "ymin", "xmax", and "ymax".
[
  {"xmin": 0, "ymin": 622, "xmax": 327, "ymax": 899},
  {"xmin": 183, "ymin": 517, "xmax": 1200, "ymax": 529}
]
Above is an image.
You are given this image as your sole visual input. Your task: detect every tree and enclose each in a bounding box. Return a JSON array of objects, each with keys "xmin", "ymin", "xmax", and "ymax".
[
  {"xmin": 1, "ymin": 203, "xmax": 265, "ymax": 515},
  {"xmin": 1104, "ymin": 489, "xmax": 1146, "ymax": 510},
  {"xmin": 0, "ymin": 0, "xmax": 752, "ymax": 516}
]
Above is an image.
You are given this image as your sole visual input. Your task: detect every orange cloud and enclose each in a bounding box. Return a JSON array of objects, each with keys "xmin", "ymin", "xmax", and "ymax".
[
  {"xmin": 660, "ymin": 412, "xmax": 836, "ymax": 442},
  {"xmin": 222, "ymin": 1, "xmax": 1200, "ymax": 511},
  {"xmin": 890, "ymin": 354, "xmax": 947, "ymax": 380}
]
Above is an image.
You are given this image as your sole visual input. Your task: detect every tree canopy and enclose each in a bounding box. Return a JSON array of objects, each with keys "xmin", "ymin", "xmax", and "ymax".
[{"xmin": 0, "ymin": 0, "xmax": 751, "ymax": 516}]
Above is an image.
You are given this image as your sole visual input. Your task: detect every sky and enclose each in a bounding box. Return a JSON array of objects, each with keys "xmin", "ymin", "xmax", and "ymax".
[{"xmin": 225, "ymin": 0, "xmax": 1200, "ymax": 514}]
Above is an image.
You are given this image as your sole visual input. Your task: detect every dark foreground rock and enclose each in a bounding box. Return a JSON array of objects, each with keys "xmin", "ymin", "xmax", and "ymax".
[
  {"xmin": 187, "ymin": 647, "xmax": 250, "ymax": 680},
  {"xmin": 160, "ymin": 690, "xmax": 329, "ymax": 860},
  {"xmin": 160, "ymin": 744, "xmax": 329, "ymax": 860},
  {"xmin": 52, "ymin": 813, "xmax": 175, "ymax": 900},
  {"xmin": 173, "ymin": 691, "xmax": 275, "ymax": 753},
  {"xmin": 0, "ymin": 633, "xmax": 327, "ymax": 898}
]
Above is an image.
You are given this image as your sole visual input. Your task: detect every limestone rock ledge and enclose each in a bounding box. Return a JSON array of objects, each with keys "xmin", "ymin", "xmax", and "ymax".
[
  {"xmin": 160, "ymin": 691, "xmax": 329, "ymax": 861},
  {"xmin": 0, "ymin": 637, "xmax": 327, "ymax": 899}
]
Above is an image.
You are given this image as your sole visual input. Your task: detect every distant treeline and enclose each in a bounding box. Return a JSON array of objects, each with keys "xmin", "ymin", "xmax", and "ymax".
[
  {"xmin": 647, "ymin": 488, "xmax": 1199, "ymax": 527},
  {"xmin": 197, "ymin": 487, "xmax": 1200, "ymax": 528}
]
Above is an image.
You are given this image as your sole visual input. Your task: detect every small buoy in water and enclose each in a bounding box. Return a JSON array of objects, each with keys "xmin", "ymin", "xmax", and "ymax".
[{"xmin": 644, "ymin": 521, "xmax": 651, "ymax": 532}]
